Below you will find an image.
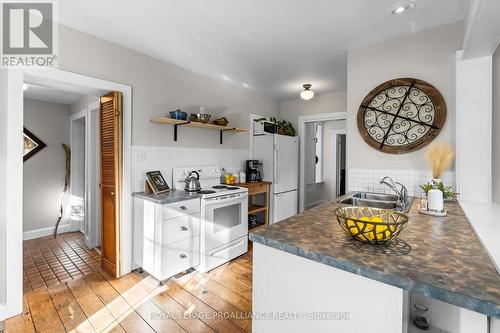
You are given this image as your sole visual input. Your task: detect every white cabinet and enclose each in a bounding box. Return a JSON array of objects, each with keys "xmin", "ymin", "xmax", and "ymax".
[{"xmin": 134, "ymin": 197, "xmax": 201, "ymax": 283}]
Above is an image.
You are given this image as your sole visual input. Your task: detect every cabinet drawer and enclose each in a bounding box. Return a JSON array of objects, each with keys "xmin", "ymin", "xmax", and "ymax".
[
  {"xmin": 157, "ymin": 213, "xmax": 200, "ymax": 245},
  {"xmin": 161, "ymin": 199, "xmax": 200, "ymax": 220},
  {"xmin": 157, "ymin": 236, "xmax": 200, "ymax": 279},
  {"xmin": 248, "ymin": 184, "xmax": 267, "ymax": 196}
]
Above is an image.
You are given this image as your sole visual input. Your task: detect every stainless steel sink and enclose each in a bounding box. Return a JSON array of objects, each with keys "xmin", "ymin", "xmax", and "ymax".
[
  {"xmin": 353, "ymin": 192, "xmax": 399, "ymax": 202},
  {"xmin": 338, "ymin": 192, "xmax": 413, "ymax": 213}
]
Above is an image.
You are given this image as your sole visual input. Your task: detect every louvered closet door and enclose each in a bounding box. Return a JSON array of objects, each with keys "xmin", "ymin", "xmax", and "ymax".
[{"xmin": 100, "ymin": 91, "xmax": 122, "ymax": 277}]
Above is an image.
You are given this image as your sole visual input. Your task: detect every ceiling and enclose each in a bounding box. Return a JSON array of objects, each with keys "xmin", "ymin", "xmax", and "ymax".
[
  {"xmin": 24, "ymin": 84, "xmax": 88, "ymax": 105},
  {"xmin": 58, "ymin": 0, "xmax": 465, "ymax": 100}
]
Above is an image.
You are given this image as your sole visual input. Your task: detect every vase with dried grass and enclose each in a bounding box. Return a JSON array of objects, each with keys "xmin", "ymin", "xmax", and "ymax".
[{"xmin": 421, "ymin": 142, "xmax": 456, "ymax": 212}]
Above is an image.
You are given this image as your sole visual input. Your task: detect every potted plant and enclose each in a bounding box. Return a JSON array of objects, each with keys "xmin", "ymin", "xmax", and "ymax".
[{"xmin": 254, "ymin": 117, "xmax": 296, "ymax": 137}]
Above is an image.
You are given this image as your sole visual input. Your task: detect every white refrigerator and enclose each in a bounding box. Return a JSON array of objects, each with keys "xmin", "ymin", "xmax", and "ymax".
[{"xmin": 253, "ymin": 134, "xmax": 298, "ymax": 224}]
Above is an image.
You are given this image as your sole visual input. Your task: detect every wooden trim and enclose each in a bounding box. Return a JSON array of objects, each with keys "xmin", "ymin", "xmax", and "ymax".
[{"xmin": 357, "ymin": 78, "xmax": 447, "ymax": 154}]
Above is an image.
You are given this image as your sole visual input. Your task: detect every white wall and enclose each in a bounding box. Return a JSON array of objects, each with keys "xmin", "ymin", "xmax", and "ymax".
[
  {"xmin": 23, "ymin": 99, "xmax": 71, "ymax": 233},
  {"xmin": 347, "ymin": 23, "xmax": 461, "ymax": 171},
  {"xmin": 0, "ymin": 70, "xmax": 7, "ymax": 313},
  {"xmin": 279, "ymin": 90, "xmax": 347, "ymax": 128},
  {"xmin": 71, "ymin": 95, "xmax": 99, "ymax": 116},
  {"xmin": 456, "ymin": 55, "xmax": 492, "ymax": 203},
  {"xmin": 493, "ymin": 45, "xmax": 500, "ymax": 203},
  {"xmin": 58, "ymin": 24, "xmax": 280, "ymax": 149}
]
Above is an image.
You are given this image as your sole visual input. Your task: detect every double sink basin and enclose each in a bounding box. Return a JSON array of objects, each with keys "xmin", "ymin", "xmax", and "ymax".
[{"xmin": 338, "ymin": 192, "xmax": 414, "ymax": 213}]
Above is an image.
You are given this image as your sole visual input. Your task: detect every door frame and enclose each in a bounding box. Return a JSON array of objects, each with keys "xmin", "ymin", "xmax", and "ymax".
[
  {"xmin": 70, "ymin": 111, "xmax": 87, "ymax": 233},
  {"xmin": 298, "ymin": 112, "xmax": 346, "ymax": 213},
  {"xmin": 5, "ymin": 67, "xmax": 132, "ymax": 318},
  {"xmin": 330, "ymin": 129, "xmax": 347, "ymax": 200},
  {"xmin": 70, "ymin": 100, "xmax": 101, "ymax": 249}
]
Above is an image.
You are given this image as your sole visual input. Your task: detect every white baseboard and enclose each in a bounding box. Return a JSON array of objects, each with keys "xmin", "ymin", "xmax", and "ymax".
[
  {"xmin": 69, "ymin": 218, "xmax": 83, "ymax": 232},
  {"xmin": 23, "ymin": 224, "xmax": 72, "ymax": 241}
]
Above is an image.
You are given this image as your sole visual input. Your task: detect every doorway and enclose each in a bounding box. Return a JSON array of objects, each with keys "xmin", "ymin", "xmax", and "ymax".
[
  {"xmin": 70, "ymin": 99, "xmax": 101, "ymax": 250},
  {"xmin": 332, "ymin": 132, "xmax": 347, "ymax": 198},
  {"xmin": 298, "ymin": 112, "xmax": 347, "ymax": 213},
  {"xmin": 4, "ymin": 68, "xmax": 132, "ymax": 318}
]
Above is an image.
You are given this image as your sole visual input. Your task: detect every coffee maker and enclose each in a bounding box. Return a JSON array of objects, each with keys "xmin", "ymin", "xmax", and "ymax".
[{"xmin": 246, "ymin": 160, "xmax": 262, "ymax": 182}]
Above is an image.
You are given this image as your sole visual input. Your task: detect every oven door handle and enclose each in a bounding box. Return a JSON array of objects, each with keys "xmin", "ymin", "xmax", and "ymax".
[{"xmin": 204, "ymin": 193, "xmax": 247, "ymax": 204}]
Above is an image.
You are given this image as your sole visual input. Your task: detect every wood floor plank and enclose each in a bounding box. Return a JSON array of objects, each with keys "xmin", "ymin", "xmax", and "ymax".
[
  {"xmin": 47, "ymin": 283, "xmax": 95, "ymax": 333},
  {"xmin": 105, "ymin": 271, "xmax": 188, "ymax": 332},
  {"xmin": 184, "ymin": 274, "xmax": 252, "ymax": 313},
  {"xmin": 66, "ymin": 277, "xmax": 125, "ymax": 333},
  {"xmin": 174, "ymin": 276, "xmax": 252, "ymax": 332},
  {"xmin": 151, "ymin": 289, "xmax": 216, "ymax": 333},
  {"xmin": 83, "ymin": 272, "xmax": 155, "ymax": 333},
  {"xmin": 26, "ymin": 287, "xmax": 66, "ymax": 333},
  {"xmin": 135, "ymin": 300, "xmax": 187, "ymax": 333},
  {"xmin": 207, "ymin": 269, "xmax": 252, "ymax": 300},
  {"xmin": 164, "ymin": 282, "xmax": 247, "ymax": 333},
  {"xmin": 3, "ymin": 294, "xmax": 36, "ymax": 333}
]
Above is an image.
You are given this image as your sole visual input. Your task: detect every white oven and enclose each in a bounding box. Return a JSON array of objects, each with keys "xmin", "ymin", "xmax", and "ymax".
[{"xmin": 201, "ymin": 192, "xmax": 248, "ymax": 252}]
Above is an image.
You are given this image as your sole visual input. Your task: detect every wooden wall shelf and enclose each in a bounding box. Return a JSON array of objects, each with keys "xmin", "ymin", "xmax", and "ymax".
[{"xmin": 151, "ymin": 117, "xmax": 248, "ymax": 144}]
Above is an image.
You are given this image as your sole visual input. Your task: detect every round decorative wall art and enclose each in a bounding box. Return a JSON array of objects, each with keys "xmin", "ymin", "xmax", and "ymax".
[{"xmin": 357, "ymin": 78, "xmax": 446, "ymax": 154}]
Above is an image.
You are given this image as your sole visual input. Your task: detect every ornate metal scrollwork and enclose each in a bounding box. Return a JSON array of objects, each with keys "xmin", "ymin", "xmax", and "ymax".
[{"xmin": 357, "ymin": 78, "xmax": 446, "ymax": 154}]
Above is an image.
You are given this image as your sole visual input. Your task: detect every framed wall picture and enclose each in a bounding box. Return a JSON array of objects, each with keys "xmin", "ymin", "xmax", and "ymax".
[
  {"xmin": 145, "ymin": 171, "xmax": 170, "ymax": 194},
  {"xmin": 23, "ymin": 127, "xmax": 47, "ymax": 162}
]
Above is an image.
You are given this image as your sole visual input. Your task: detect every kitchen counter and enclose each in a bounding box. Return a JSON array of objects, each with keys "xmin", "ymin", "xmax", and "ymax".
[
  {"xmin": 249, "ymin": 198, "xmax": 500, "ymax": 318},
  {"xmin": 132, "ymin": 189, "xmax": 201, "ymax": 204}
]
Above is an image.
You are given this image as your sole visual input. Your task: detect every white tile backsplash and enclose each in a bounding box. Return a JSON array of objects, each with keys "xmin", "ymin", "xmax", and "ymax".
[
  {"xmin": 347, "ymin": 168, "xmax": 455, "ymax": 197},
  {"xmin": 132, "ymin": 145, "xmax": 250, "ymax": 192}
]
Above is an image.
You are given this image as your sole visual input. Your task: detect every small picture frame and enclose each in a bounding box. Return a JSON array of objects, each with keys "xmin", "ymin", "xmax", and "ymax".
[{"xmin": 145, "ymin": 171, "xmax": 170, "ymax": 195}]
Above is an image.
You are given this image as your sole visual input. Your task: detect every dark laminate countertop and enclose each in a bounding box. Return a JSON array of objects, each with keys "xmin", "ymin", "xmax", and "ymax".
[
  {"xmin": 132, "ymin": 190, "xmax": 201, "ymax": 204},
  {"xmin": 249, "ymin": 199, "xmax": 500, "ymax": 317}
]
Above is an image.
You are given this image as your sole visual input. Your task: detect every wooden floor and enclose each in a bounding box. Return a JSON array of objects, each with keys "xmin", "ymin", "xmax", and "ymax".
[{"xmin": 5, "ymin": 232, "xmax": 253, "ymax": 333}]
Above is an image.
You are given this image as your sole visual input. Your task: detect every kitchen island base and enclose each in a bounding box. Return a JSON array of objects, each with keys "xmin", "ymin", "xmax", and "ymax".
[
  {"xmin": 253, "ymin": 243, "xmax": 405, "ymax": 333},
  {"xmin": 253, "ymin": 243, "xmax": 492, "ymax": 333}
]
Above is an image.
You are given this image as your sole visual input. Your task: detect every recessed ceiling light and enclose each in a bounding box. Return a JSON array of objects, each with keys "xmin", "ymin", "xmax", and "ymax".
[
  {"xmin": 391, "ymin": 1, "xmax": 415, "ymax": 15},
  {"xmin": 23, "ymin": 84, "xmax": 28, "ymax": 91}
]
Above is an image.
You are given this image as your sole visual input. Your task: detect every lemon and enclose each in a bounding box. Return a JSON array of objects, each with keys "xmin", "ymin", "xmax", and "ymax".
[{"xmin": 345, "ymin": 215, "xmax": 392, "ymax": 242}]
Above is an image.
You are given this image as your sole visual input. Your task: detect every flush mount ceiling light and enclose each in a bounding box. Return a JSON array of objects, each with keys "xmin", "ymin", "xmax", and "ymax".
[
  {"xmin": 23, "ymin": 83, "xmax": 28, "ymax": 90},
  {"xmin": 300, "ymin": 84, "xmax": 314, "ymax": 100},
  {"xmin": 391, "ymin": 1, "xmax": 415, "ymax": 15}
]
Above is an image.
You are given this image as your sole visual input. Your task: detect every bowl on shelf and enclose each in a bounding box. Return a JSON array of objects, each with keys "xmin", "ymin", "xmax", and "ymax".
[
  {"xmin": 189, "ymin": 113, "xmax": 211, "ymax": 123},
  {"xmin": 169, "ymin": 109, "xmax": 188, "ymax": 120},
  {"xmin": 334, "ymin": 206, "xmax": 409, "ymax": 244},
  {"xmin": 213, "ymin": 117, "xmax": 229, "ymax": 127}
]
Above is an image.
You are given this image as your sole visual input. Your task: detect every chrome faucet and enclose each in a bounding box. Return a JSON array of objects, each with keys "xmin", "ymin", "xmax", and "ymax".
[{"xmin": 379, "ymin": 176, "xmax": 408, "ymax": 211}]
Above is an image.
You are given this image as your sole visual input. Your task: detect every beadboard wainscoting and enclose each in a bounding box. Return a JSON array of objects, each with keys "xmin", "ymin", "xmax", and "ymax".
[
  {"xmin": 132, "ymin": 146, "xmax": 250, "ymax": 192},
  {"xmin": 347, "ymin": 168, "xmax": 455, "ymax": 198}
]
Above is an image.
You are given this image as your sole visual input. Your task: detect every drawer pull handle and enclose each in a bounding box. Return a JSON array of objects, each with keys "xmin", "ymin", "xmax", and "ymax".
[
  {"xmin": 179, "ymin": 206, "xmax": 187, "ymax": 210},
  {"xmin": 180, "ymin": 226, "xmax": 188, "ymax": 231},
  {"xmin": 179, "ymin": 254, "xmax": 187, "ymax": 259}
]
